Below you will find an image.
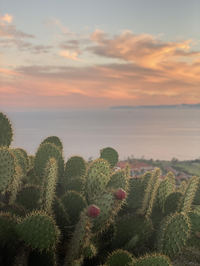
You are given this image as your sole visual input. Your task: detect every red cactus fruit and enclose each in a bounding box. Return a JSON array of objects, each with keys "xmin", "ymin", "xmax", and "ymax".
[
  {"xmin": 115, "ymin": 188, "xmax": 126, "ymax": 200},
  {"xmin": 87, "ymin": 205, "xmax": 100, "ymax": 218}
]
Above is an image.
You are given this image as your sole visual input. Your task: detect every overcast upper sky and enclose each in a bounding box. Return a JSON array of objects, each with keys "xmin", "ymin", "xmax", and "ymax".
[{"xmin": 1, "ymin": 0, "xmax": 200, "ymax": 109}]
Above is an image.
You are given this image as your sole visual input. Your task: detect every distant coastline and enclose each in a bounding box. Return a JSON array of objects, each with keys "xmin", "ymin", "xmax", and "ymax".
[{"xmin": 110, "ymin": 103, "xmax": 200, "ymax": 109}]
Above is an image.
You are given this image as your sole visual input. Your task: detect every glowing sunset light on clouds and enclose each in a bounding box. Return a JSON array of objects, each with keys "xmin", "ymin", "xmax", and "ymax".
[{"xmin": 1, "ymin": 0, "xmax": 200, "ymax": 109}]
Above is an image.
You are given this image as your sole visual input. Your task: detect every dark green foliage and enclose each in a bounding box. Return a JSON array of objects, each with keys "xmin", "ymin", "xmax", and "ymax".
[
  {"xmin": 157, "ymin": 212, "xmax": 191, "ymax": 257},
  {"xmin": 172, "ymin": 246, "xmax": 200, "ymax": 266},
  {"xmin": 0, "ymin": 147, "xmax": 15, "ymax": 192},
  {"xmin": 16, "ymin": 211, "xmax": 60, "ymax": 252},
  {"xmin": 105, "ymin": 249, "xmax": 135, "ymax": 266},
  {"xmin": 11, "ymin": 148, "xmax": 29, "ymax": 175},
  {"xmin": 64, "ymin": 156, "xmax": 86, "ymax": 180},
  {"xmin": 0, "ymin": 112, "xmax": 13, "ymax": 147},
  {"xmin": 16, "ymin": 185, "xmax": 41, "ymax": 211},
  {"xmin": 85, "ymin": 159, "xmax": 110, "ymax": 202},
  {"xmin": 0, "ymin": 212, "xmax": 18, "ymax": 247},
  {"xmin": 112, "ymin": 214, "xmax": 153, "ymax": 253},
  {"xmin": 41, "ymin": 136, "xmax": 63, "ymax": 151},
  {"xmin": 61, "ymin": 190, "xmax": 87, "ymax": 225},
  {"xmin": 180, "ymin": 176, "xmax": 199, "ymax": 212},
  {"xmin": 193, "ymin": 178, "xmax": 200, "ymax": 205},
  {"xmin": 107, "ymin": 170, "xmax": 128, "ymax": 190},
  {"xmin": 187, "ymin": 211, "xmax": 200, "ymax": 248},
  {"xmin": 164, "ymin": 192, "xmax": 183, "ymax": 216},
  {"xmin": 52, "ymin": 197, "xmax": 70, "ymax": 236},
  {"xmin": 125, "ymin": 178, "xmax": 144, "ymax": 213},
  {"xmin": 134, "ymin": 253, "xmax": 172, "ymax": 266},
  {"xmin": 34, "ymin": 142, "xmax": 64, "ymax": 179},
  {"xmin": 28, "ymin": 249, "xmax": 57, "ymax": 266},
  {"xmin": 65, "ymin": 177, "xmax": 85, "ymax": 193},
  {"xmin": 42, "ymin": 158, "xmax": 58, "ymax": 213},
  {"xmin": 0, "ymin": 203, "xmax": 26, "ymax": 217},
  {"xmin": 100, "ymin": 147, "xmax": 119, "ymax": 168}
]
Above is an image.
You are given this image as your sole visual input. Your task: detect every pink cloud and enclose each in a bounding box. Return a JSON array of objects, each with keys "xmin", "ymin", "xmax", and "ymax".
[{"xmin": 1, "ymin": 30, "xmax": 200, "ymax": 108}]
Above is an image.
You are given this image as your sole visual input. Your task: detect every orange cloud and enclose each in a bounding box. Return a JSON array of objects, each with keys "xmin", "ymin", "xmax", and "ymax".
[
  {"xmin": 59, "ymin": 50, "xmax": 80, "ymax": 61},
  {"xmin": 90, "ymin": 30, "xmax": 200, "ymax": 68},
  {"xmin": 1, "ymin": 30, "xmax": 200, "ymax": 108},
  {"xmin": 0, "ymin": 14, "xmax": 13, "ymax": 24}
]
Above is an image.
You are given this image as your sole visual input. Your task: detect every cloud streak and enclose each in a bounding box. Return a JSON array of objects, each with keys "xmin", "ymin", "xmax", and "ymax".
[{"xmin": 1, "ymin": 28, "xmax": 200, "ymax": 108}]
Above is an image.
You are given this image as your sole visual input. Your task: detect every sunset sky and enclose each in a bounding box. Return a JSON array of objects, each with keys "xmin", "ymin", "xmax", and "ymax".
[{"xmin": 1, "ymin": 0, "xmax": 200, "ymax": 109}]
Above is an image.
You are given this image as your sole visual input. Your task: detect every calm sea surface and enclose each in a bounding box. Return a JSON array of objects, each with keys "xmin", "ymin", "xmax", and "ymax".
[{"xmin": 5, "ymin": 108, "xmax": 200, "ymax": 161}]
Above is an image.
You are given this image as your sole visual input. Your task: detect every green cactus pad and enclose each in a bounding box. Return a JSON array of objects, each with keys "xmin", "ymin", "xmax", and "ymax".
[
  {"xmin": 65, "ymin": 177, "xmax": 85, "ymax": 193},
  {"xmin": 16, "ymin": 211, "xmax": 60, "ymax": 251},
  {"xmin": 11, "ymin": 148, "xmax": 29, "ymax": 176},
  {"xmin": 0, "ymin": 212, "xmax": 18, "ymax": 247},
  {"xmin": 107, "ymin": 169, "xmax": 128, "ymax": 190},
  {"xmin": 83, "ymin": 243, "xmax": 97, "ymax": 259},
  {"xmin": 187, "ymin": 211, "xmax": 200, "ymax": 248},
  {"xmin": 164, "ymin": 192, "xmax": 183, "ymax": 216},
  {"xmin": 34, "ymin": 142, "xmax": 64, "ymax": 179},
  {"xmin": 52, "ymin": 196, "xmax": 70, "ymax": 235},
  {"xmin": 41, "ymin": 136, "xmax": 63, "ymax": 151},
  {"xmin": 61, "ymin": 190, "xmax": 87, "ymax": 225},
  {"xmin": 156, "ymin": 172, "xmax": 175, "ymax": 212},
  {"xmin": 105, "ymin": 249, "xmax": 135, "ymax": 266},
  {"xmin": 180, "ymin": 176, "xmax": 199, "ymax": 213},
  {"xmin": 134, "ymin": 253, "xmax": 172, "ymax": 266},
  {"xmin": 0, "ymin": 112, "xmax": 13, "ymax": 147},
  {"xmin": 100, "ymin": 147, "xmax": 119, "ymax": 168},
  {"xmin": 65, "ymin": 210, "xmax": 93, "ymax": 265},
  {"xmin": 85, "ymin": 159, "xmax": 110, "ymax": 202},
  {"xmin": 42, "ymin": 158, "xmax": 58, "ymax": 213},
  {"xmin": 64, "ymin": 156, "xmax": 86, "ymax": 180},
  {"xmin": 125, "ymin": 178, "xmax": 144, "ymax": 212},
  {"xmin": 157, "ymin": 212, "xmax": 191, "ymax": 257},
  {"xmin": 16, "ymin": 185, "xmax": 41, "ymax": 211},
  {"xmin": 0, "ymin": 147, "xmax": 16, "ymax": 192},
  {"xmin": 112, "ymin": 214, "xmax": 153, "ymax": 252}
]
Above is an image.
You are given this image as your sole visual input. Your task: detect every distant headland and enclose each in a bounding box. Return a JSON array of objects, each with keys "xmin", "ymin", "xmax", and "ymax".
[{"xmin": 110, "ymin": 103, "xmax": 200, "ymax": 109}]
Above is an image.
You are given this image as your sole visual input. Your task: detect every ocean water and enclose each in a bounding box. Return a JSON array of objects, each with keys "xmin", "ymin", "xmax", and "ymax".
[{"xmin": 5, "ymin": 108, "xmax": 200, "ymax": 161}]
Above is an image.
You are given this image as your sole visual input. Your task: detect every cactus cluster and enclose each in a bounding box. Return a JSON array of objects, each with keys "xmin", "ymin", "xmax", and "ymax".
[{"xmin": 0, "ymin": 111, "xmax": 199, "ymax": 266}]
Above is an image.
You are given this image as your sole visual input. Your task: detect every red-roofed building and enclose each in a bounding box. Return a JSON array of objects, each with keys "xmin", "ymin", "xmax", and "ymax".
[{"xmin": 116, "ymin": 161, "xmax": 154, "ymax": 177}]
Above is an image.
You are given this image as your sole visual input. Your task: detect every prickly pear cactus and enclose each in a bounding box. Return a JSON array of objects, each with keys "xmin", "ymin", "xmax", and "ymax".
[
  {"xmin": 157, "ymin": 212, "xmax": 191, "ymax": 257},
  {"xmin": 16, "ymin": 185, "xmax": 41, "ymax": 212},
  {"xmin": 85, "ymin": 159, "xmax": 110, "ymax": 202},
  {"xmin": 64, "ymin": 156, "xmax": 86, "ymax": 180},
  {"xmin": 163, "ymin": 192, "xmax": 183, "ymax": 216},
  {"xmin": 41, "ymin": 136, "xmax": 63, "ymax": 151},
  {"xmin": 0, "ymin": 211, "xmax": 18, "ymax": 248},
  {"xmin": 187, "ymin": 211, "xmax": 200, "ymax": 248},
  {"xmin": 0, "ymin": 112, "xmax": 13, "ymax": 147},
  {"xmin": 11, "ymin": 148, "xmax": 29, "ymax": 176},
  {"xmin": 112, "ymin": 214, "xmax": 153, "ymax": 253},
  {"xmin": 61, "ymin": 190, "xmax": 87, "ymax": 225},
  {"xmin": 100, "ymin": 147, "xmax": 119, "ymax": 168},
  {"xmin": 107, "ymin": 169, "xmax": 129, "ymax": 190},
  {"xmin": 64, "ymin": 210, "xmax": 93, "ymax": 266},
  {"xmin": 180, "ymin": 176, "xmax": 199, "ymax": 213},
  {"xmin": 0, "ymin": 147, "xmax": 16, "ymax": 193},
  {"xmin": 156, "ymin": 172, "xmax": 175, "ymax": 212},
  {"xmin": 42, "ymin": 158, "xmax": 58, "ymax": 213},
  {"xmin": 141, "ymin": 168, "xmax": 161, "ymax": 218},
  {"xmin": 34, "ymin": 142, "xmax": 64, "ymax": 179},
  {"xmin": 134, "ymin": 253, "xmax": 172, "ymax": 266},
  {"xmin": 16, "ymin": 211, "xmax": 60, "ymax": 252},
  {"xmin": 104, "ymin": 249, "xmax": 135, "ymax": 266}
]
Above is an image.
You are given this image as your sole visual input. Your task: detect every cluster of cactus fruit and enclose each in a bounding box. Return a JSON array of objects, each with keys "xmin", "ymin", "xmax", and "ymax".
[{"xmin": 0, "ymin": 111, "xmax": 200, "ymax": 266}]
